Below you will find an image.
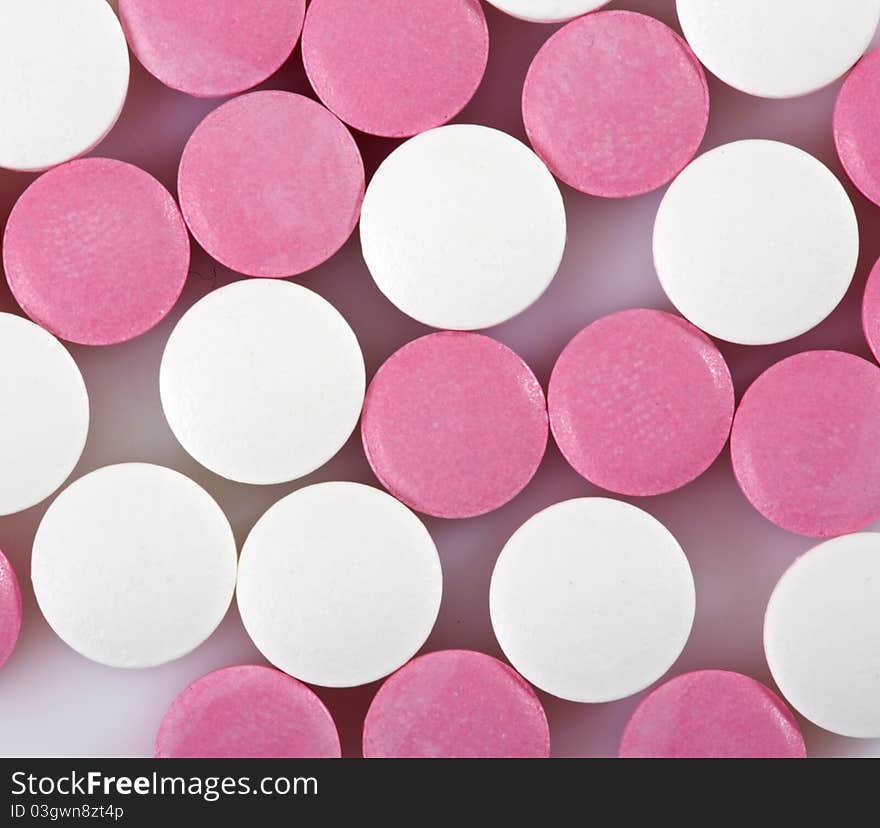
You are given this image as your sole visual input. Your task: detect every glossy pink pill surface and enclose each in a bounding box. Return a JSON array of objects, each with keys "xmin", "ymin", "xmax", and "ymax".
[
  {"xmin": 178, "ymin": 91, "xmax": 364, "ymax": 278},
  {"xmin": 834, "ymin": 47, "xmax": 880, "ymax": 208},
  {"xmin": 3, "ymin": 158, "xmax": 189, "ymax": 346},
  {"xmin": 549, "ymin": 309, "xmax": 734, "ymax": 496},
  {"xmin": 523, "ymin": 11, "xmax": 709, "ymax": 198},
  {"xmin": 119, "ymin": 0, "xmax": 305, "ymax": 98},
  {"xmin": 0, "ymin": 551, "xmax": 22, "ymax": 669},
  {"xmin": 361, "ymin": 332, "xmax": 548, "ymax": 519},
  {"xmin": 731, "ymin": 350, "xmax": 880, "ymax": 538},
  {"xmin": 363, "ymin": 650, "xmax": 550, "ymax": 758},
  {"xmin": 863, "ymin": 256, "xmax": 880, "ymax": 362},
  {"xmin": 302, "ymin": 0, "xmax": 489, "ymax": 138},
  {"xmin": 619, "ymin": 670, "xmax": 806, "ymax": 759},
  {"xmin": 155, "ymin": 665, "xmax": 341, "ymax": 758}
]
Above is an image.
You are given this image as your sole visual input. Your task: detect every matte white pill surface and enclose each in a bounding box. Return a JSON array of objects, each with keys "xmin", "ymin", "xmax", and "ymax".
[
  {"xmin": 676, "ymin": 0, "xmax": 880, "ymax": 99},
  {"xmin": 485, "ymin": 1, "xmax": 608, "ymax": 24},
  {"xmin": 490, "ymin": 498, "xmax": 695, "ymax": 703},
  {"xmin": 654, "ymin": 140, "xmax": 858, "ymax": 345},
  {"xmin": 160, "ymin": 279, "xmax": 365, "ymax": 485},
  {"xmin": 32, "ymin": 463, "xmax": 237, "ymax": 669},
  {"xmin": 0, "ymin": 0, "xmax": 129, "ymax": 171},
  {"xmin": 237, "ymin": 482, "xmax": 442, "ymax": 687},
  {"xmin": 360, "ymin": 124, "xmax": 566, "ymax": 330},
  {"xmin": 0, "ymin": 313, "xmax": 88, "ymax": 516},
  {"xmin": 764, "ymin": 532, "xmax": 880, "ymax": 738}
]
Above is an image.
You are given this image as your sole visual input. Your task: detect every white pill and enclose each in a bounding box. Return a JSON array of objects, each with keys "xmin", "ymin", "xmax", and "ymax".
[
  {"xmin": 765, "ymin": 533, "xmax": 880, "ymax": 738},
  {"xmin": 0, "ymin": 313, "xmax": 88, "ymax": 516},
  {"xmin": 32, "ymin": 463, "xmax": 237, "ymax": 668},
  {"xmin": 0, "ymin": 0, "xmax": 129, "ymax": 171},
  {"xmin": 654, "ymin": 140, "xmax": 858, "ymax": 346},
  {"xmin": 360, "ymin": 124, "xmax": 566, "ymax": 330},
  {"xmin": 484, "ymin": 1, "xmax": 608, "ymax": 24},
  {"xmin": 160, "ymin": 279, "xmax": 365, "ymax": 485},
  {"xmin": 490, "ymin": 497, "xmax": 695, "ymax": 703},
  {"xmin": 676, "ymin": 0, "xmax": 880, "ymax": 99},
  {"xmin": 237, "ymin": 482, "xmax": 442, "ymax": 687}
]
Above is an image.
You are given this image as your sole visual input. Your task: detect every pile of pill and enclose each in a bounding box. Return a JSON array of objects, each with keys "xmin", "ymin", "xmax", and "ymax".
[{"xmin": 1, "ymin": 0, "xmax": 880, "ymax": 759}]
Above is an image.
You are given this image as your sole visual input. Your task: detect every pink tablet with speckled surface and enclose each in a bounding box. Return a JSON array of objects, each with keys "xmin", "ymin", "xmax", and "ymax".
[
  {"xmin": 0, "ymin": 551, "xmax": 22, "ymax": 670},
  {"xmin": 155, "ymin": 665, "xmax": 341, "ymax": 758},
  {"xmin": 731, "ymin": 350, "xmax": 880, "ymax": 538},
  {"xmin": 863, "ymin": 256, "xmax": 880, "ymax": 362},
  {"xmin": 523, "ymin": 11, "xmax": 708, "ymax": 197},
  {"xmin": 549, "ymin": 309, "xmax": 734, "ymax": 496},
  {"xmin": 178, "ymin": 91, "xmax": 364, "ymax": 278},
  {"xmin": 302, "ymin": 0, "xmax": 488, "ymax": 138},
  {"xmin": 619, "ymin": 670, "xmax": 806, "ymax": 758},
  {"xmin": 363, "ymin": 650, "xmax": 550, "ymax": 758},
  {"xmin": 361, "ymin": 332, "xmax": 548, "ymax": 519},
  {"xmin": 3, "ymin": 158, "xmax": 190, "ymax": 346}
]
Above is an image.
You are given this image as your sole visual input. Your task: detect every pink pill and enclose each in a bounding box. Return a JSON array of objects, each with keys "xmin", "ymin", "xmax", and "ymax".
[
  {"xmin": 549, "ymin": 309, "xmax": 734, "ymax": 496},
  {"xmin": 834, "ymin": 47, "xmax": 880, "ymax": 208},
  {"xmin": 863, "ymin": 256, "xmax": 880, "ymax": 362},
  {"xmin": 302, "ymin": 0, "xmax": 489, "ymax": 138},
  {"xmin": 119, "ymin": 0, "xmax": 305, "ymax": 98},
  {"xmin": 522, "ymin": 11, "xmax": 709, "ymax": 198},
  {"xmin": 155, "ymin": 665, "xmax": 341, "ymax": 759},
  {"xmin": 363, "ymin": 650, "xmax": 550, "ymax": 758},
  {"xmin": 361, "ymin": 332, "xmax": 548, "ymax": 519},
  {"xmin": 620, "ymin": 670, "xmax": 806, "ymax": 759},
  {"xmin": 731, "ymin": 350, "xmax": 880, "ymax": 538},
  {"xmin": 178, "ymin": 91, "xmax": 364, "ymax": 278},
  {"xmin": 3, "ymin": 158, "xmax": 189, "ymax": 346},
  {"xmin": 0, "ymin": 551, "xmax": 22, "ymax": 670}
]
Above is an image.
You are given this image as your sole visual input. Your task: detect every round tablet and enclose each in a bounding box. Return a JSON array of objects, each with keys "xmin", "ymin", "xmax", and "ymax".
[
  {"xmin": 32, "ymin": 463, "xmax": 237, "ymax": 669},
  {"xmin": 523, "ymin": 11, "xmax": 709, "ymax": 198},
  {"xmin": 676, "ymin": 0, "xmax": 880, "ymax": 99},
  {"xmin": 549, "ymin": 310, "xmax": 733, "ymax": 497},
  {"xmin": 654, "ymin": 140, "xmax": 858, "ymax": 345},
  {"xmin": 0, "ymin": 0, "xmax": 128, "ymax": 171},
  {"xmin": 834, "ymin": 47, "xmax": 880, "ymax": 208},
  {"xmin": 178, "ymin": 91, "xmax": 364, "ymax": 278},
  {"xmin": 485, "ymin": 1, "xmax": 608, "ymax": 24},
  {"xmin": 119, "ymin": 0, "xmax": 305, "ymax": 98},
  {"xmin": 360, "ymin": 124, "xmax": 566, "ymax": 330},
  {"xmin": 363, "ymin": 650, "xmax": 550, "ymax": 758},
  {"xmin": 155, "ymin": 665, "xmax": 341, "ymax": 758},
  {"xmin": 619, "ymin": 671, "xmax": 806, "ymax": 758},
  {"xmin": 3, "ymin": 158, "xmax": 190, "ymax": 346},
  {"xmin": 160, "ymin": 279, "xmax": 365, "ymax": 485},
  {"xmin": 732, "ymin": 351, "xmax": 880, "ymax": 538},
  {"xmin": 490, "ymin": 498, "xmax": 695, "ymax": 703},
  {"xmin": 361, "ymin": 332, "xmax": 548, "ymax": 519},
  {"xmin": 237, "ymin": 482, "xmax": 442, "ymax": 687},
  {"xmin": 0, "ymin": 313, "xmax": 89, "ymax": 516},
  {"xmin": 0, "ymin": 551, "xmax": 22, "ymax": 670},
  {"xmin": 862, "ymin": 256, "xmax": 880, "ymax": 362},
  {"xmin": 302, "ymin": 0, "xmax": 488, "ymax": 138},
  {"xmin": 765, "ymin": 533, "xmax": 880, "ymax": 738}
]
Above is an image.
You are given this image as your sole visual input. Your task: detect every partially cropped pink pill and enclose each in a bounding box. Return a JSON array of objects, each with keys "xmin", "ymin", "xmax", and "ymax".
[
  {"xmin": 155, "ymin": 665, "xmax": 341, "ymax": 758},
  {"xmin": 863, "ymin": 256, "xmax": 880, "ymax": 362},
  {"xmin": 119, "ymin": 0, "xmax": 305, "ymax": 98},
  {"xmin": 835, "ymin": 47, "xmax": 880, "ymax": 207},
  {"xmin": 302, "ymin": 0, "xmax": 489, "ymax": 138},
  {"xmin": 3, "ymin": 158, "xmax": 190, "ymax": 346},
  {"xmin": 523, "ymin": 11, "xmax": 709, "ymax": 197},
  {"xmin": 549, "ymin": 309, "xmax": 734, "ymax": 496},
  {"xmin": 731, "ymin": 351, "xmax": 880, "ymax": 538},
  {"xmin": 361, "ymin": 332, "xmax": 548, "ymax": 519},
  {"xmin": 178, "ymin": 91, "xmax": 364, "ymax": 278},
  {"xmin": 0, "ymin": 551, "xmax": 22, "ymax": 670},
  {"xmin": 620, "ymin": 670, "xmax": 806, "ymax": 759},
  {"xmin": 363, "ymin": 650, "xmax": 550, "ymax": 758}
]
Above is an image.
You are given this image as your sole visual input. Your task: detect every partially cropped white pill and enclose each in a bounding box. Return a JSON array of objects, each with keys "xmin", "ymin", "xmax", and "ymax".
[
  {"xmin": 32, "ymin": 463, "xmax": 237, "ymax": 669},
  {"xmin": 653, "ymin": 139, "xmax": 858, "ymax": 345},
  {"xmin": 490, "ymin": 497, "xmax": 695, "ymax": 703},
  {"xmin": 765, "ymin": 532, "xmax": 880, "ymax": 739},
  {"xmin": 0, "ymin": 0, "xmax": 129, "ymax": 171},
  {"xmin": 484, "ymin": 1, "xmax": 608, "ymax": 24},
  {"xmin": 160, "ymin": 279, "xmax": 365, "ymax": 485},
  {"xmin": 360, "ymin": 124, "xmax": 566, "ymax": 330},
  {"xmin": 237, "ymin": 482, "xmax": 442, "ymax": 687}
]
